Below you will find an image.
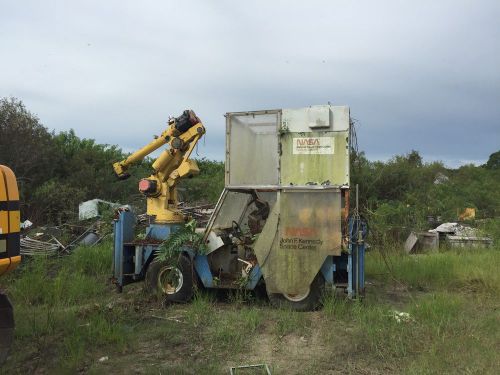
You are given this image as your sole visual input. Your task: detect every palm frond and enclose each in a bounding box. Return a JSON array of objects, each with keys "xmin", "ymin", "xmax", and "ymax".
[{"xmin": 155, "ymin": 220, "xmax": 207, "ymax": 262}]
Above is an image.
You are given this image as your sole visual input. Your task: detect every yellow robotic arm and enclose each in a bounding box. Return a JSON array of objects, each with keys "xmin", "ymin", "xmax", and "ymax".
[{"xmin": 113, "ymin": 110, "xmax": 205, "ymax": 223}]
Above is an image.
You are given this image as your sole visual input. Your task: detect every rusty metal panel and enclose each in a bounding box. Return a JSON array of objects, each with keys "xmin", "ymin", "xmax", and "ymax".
[
  {"xmin": 226, "ymin": 112, "xmax": 280, "ymax": 186},
  {"xmin": 254, "ymin": 189, "xmax": 342, "ymax": 295},
  {"xmin": 253, "ymin": 200, "xmax": 280, "ymax": 274},
  {"xmin": 215, "ymin": 104, "xmax": 350, "ymax": 296},
  {"xmin": 280, "ymin": 131, "xmax": 349, "ymax": 186}
]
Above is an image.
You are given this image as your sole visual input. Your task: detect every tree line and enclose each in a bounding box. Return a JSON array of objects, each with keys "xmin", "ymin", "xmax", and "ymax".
[
  {"xmin": 0, "ymin": 98, "xmax": 223, "ymax": 224},
  {"xmin": 351, "ymin": 149, "xmax": 499, "ymax": 242},
  {"xmin": 1, "ymin": 98, "xmax": 498, "ymax": 239}
]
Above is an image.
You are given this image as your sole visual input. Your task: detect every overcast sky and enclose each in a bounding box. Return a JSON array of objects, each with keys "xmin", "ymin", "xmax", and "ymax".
[{"xmin": 1, "ymin": 1, "xmax": 499, "ymax": 167}]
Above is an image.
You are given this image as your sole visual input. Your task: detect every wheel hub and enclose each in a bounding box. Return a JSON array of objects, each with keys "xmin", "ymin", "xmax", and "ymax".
[
  {"xmin": 157, "ymin": 266, "xmax": 183, "ymax": 294},
  {"xmin": 283, "ymin": 288, "xmax": 311, "ymax": 302},
  {"xmin": 0, "ymin": 294, "xmax": 14, "ymax": 364}
]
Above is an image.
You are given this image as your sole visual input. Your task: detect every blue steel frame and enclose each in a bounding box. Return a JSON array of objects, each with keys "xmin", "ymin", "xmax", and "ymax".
[
  {"xmin": 113, "ymin": 211, "xmax": 366, "ymax": 298},
  {"xmin": 113, "ymin": 210, "xmax": 135, "ymax": 289},
  {"xmin": 318, "ymin": 216, "xmax": 367, "ymax": 298},
  {"xmin": 113, "ymin": 210, "xmax": 183, "ymax": 290},
  {"xmin": 347, "ymin": 216, "xmax": 368, "ymax": 298}
]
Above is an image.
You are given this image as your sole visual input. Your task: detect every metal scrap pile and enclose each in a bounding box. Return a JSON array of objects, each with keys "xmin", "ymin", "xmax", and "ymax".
[
  {"xmin": 20, "ymin": 235, "xmax": 63, "ymax": 256},
  {"xmin": 405, "ymin": 222, "xmax": 493, "ymax": 253},
  {"xmin": 179, "ymin": 203, "xmax": 214, "ymax": 226},
  {"xmin": 429, "ymin": 222, "xmax": 493, "ymax": 248},
  {"xmin": 18, "ymin": 198, "xmax": 124, "ymax": 257},
  {"xmin": 20, "ymin": 222, "xmax": 110, "ymax": 257},
  {"xmin": 19, "ymin": 199, "xmax": 214, "ymax": 257}
]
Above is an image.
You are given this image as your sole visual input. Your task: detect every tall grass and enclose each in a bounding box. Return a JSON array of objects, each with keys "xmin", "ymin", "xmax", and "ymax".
[
  {"xmin": 1, "ymin": 242, "xmax": 133, "ymax": 372},
  {"xmin": 7, "ymin": 243, "xmax": 112, "ymax": 306},
  {"xmin": 319, "ymin": 245, "xmax": 500, "ymax": 373},
  {"xmin": 366, "ymin": 246, "xmax": 500, "ymax": 295},
  {"xmin": 320, "ymin": 288, "xmax": 499, "ymax": 373},
  {"xmin": 2, "ymin": 240, "xmax": 499, "ymax": 374}
]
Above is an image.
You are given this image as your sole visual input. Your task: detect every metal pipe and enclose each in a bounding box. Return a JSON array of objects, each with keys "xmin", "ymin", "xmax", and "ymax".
[{"xmin": 355, "ymin": 184, "xmax": 359, "ymax": 297}]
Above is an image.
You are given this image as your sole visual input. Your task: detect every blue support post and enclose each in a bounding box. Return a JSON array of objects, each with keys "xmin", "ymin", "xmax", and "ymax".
[
  {"xmin": 194, "ymin": 255, "xmax": 213, "ymax": 287},
  {"xmin": 347, "ymin": 216, "xmax": 367, "ymax": 299},
  {"xmin": 113, "ymin": 210, "xmax": 136, "ymax": 289},
  {"xmin": 246, "ymin": 265, "xmax": 263, "ymax": 290}
]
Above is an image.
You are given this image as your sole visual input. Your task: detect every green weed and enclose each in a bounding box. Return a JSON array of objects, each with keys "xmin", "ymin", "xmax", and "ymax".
[
  {"xmin": 273, "ymin": 308, "xmax": 309, "ymax": 338},
  {"xmin": 322, "ymin": 292, "xmax": 354, "ymax": 320},
  {"xmin": 366, "ymin": 246, "xmax": 500, "ymax": 295},
  {"xmin": 239, "ymin": 307, "xmax": 262, "ymax": 332},
  {"xmin": 67, "ymin": 242, "xmax": 113, "ymax": 276},
  {"xmin": 185, "ymin": 292, "xmax": 215, "ymax": 327},
  {"xmin": 2, "ymin": 241, "xmax": 499, "ymax": 374}
]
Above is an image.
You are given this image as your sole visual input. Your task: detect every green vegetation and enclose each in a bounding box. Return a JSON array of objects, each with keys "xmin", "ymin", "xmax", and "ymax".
[
  {"xmin": 1, "ymin": 97, "xmax": 498, "ymax": 238},
  {"xmin": 366, "ymin": 243, "xmax": 500, "ymax": 294},
  {"xmin": 2, "ymin": 243, "xmax": 132, "ymax": 372},
  {"xmin": 1, "ymin": 242, "xmax": 499, "ymax": 374},
  {"xmin": 155, "ymin": 220, "xmax": 207, "ymax": 263},
  {"xmin": 351, "ymin": 150, "xmax": 500, "ymax": 243},
  {"xmin": 0, "ymin": 98, "xmax": 224, "ymax": 224},
  {"xmin": 1, "ymin": 98, "xmax": 499, "ymax": 373}
]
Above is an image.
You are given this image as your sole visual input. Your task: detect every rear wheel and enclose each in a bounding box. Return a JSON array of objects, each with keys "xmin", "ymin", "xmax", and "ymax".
[
  {"xmin": 145, "ymin": 255, "xmax": 194, "ymax": 302},
  {"xmin": 267, "ymin": 273, "xmax": 325, "ymax": 311},
  {"xmin": 0, "ymin": 294, "xmax": 14, "ymax": 364}
]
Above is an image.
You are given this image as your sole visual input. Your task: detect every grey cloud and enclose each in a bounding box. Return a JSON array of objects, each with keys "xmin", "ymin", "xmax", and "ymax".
[{"xmin": 1, "ymin": 0, "xmax": 499, "ymax": 166}]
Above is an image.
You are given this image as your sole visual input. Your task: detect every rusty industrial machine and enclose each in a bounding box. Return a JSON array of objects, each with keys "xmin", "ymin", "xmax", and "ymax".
[
  {"xmin": 0, "ymin": 165, "xmax": 21, "ymax": 364},
  {"xmin": 112, "ymin": 110, "xmax": 205, "ymax": 297},
  {"xmin": 113, "ymin": 105, "xmax": 366, "ymax": 310}
]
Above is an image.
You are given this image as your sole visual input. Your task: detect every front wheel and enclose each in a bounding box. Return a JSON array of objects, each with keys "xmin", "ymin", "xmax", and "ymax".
[
  {"xmin": 0, "ymin": 294, "xmax": 14, "ymax": 364},
  {"xmin": 145, "ymin": 255, "xmax": 194, "ymax": 302},
  {"xmin": 267, "ymin": 273, "xmax": 325, "ymax": 311}
]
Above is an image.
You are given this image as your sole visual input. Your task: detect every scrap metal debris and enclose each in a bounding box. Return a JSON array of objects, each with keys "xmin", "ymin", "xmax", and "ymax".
[
  {"xmin": 430, "ymin": 222, "xmax": 479, "ymax": 236},
  {"xmin": 78, "ymin": 199, "xmax": 121, "ymax": 221},
  {"xmin": 20, "ymin": 220, "xmax": 33, "ymax": 229},
  {"xmin": 20, "ymin": 221, "xmax": 110, "ymax": 257},
  {"xmin": 405, "ymin": 222, "xmax": 492, "ymax": 253},
  {"xmin": 20, "ymin": 236, "xmax": 62, "ymax": 256},
  {"xmin": 404, "ymin": 231, "xmax": 438, "ymax": 254},
  {"xmin": 429, "ymin": 222, "xmax": 493, "ymax": 248},
  {"xmin": 19, "ymin": 199, "xmax": 209, "ymax": 258},
  {"xmin": 179, "ymin": 203, "xmax": 214, "ymax": 226},
  {"xmin": 391, "ymin": 310, "xmax": 413, "ymax": 324}
]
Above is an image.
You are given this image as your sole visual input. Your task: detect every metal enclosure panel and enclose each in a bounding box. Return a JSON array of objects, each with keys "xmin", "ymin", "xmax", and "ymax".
[
  {"xmin": 282, "ymin": 105, "xmax": 349, "ymax": 132},
  {"xmin": 210, "ymin": 104, "xmax": 353, "ymax": 296},
  {"xmin": 113, "ymin": 210, "xmax": 136, "ymax": 286},
  {"xmin": 239, "ymin": 191, "xmax": 277, "ymax": 233},
  {"xmin": 226, "ymin": 112, "xmax": 280, "ymax": 186},
  {"xmin": 280, "ymin": 131, "xmax": 349, "ymax": 186},
  {"xmin": 254, "ymin": 190, "xmax": 342, "ymax": 295},
  {"xmin": 212, "ymin": 191, "xmax": 251, "ymax": 230}
]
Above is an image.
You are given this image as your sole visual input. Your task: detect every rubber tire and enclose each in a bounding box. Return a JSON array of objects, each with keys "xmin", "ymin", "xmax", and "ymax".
[
  {"xmin": 0, "ymin": 294, "xmax": 14, "ymax": 365},
  {"xmin": 145, "ymin": 255, "xmax": 194, "ymax": 303},
  {"xmin": 0, "ymin": 328, "xmax": 13, "ymax": 365},
  {"xmin": 267, "ymin": 273, "xmax": 325, "ymax": 312}
]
